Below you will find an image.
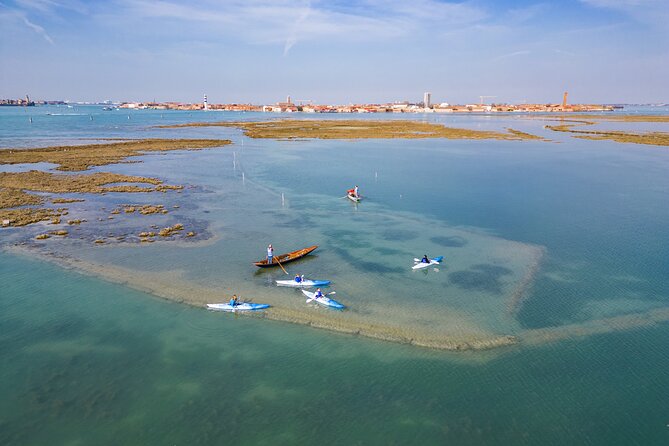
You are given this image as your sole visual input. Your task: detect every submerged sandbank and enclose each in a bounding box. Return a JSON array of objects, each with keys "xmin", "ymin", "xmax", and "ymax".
[
  {"xmin": 5, "ymin": 245, "xmax": 519, "ymax": 351},
  {"xmin": 5, "ymin": 196, "xmax": 547, "ymax": 353},
  {"xmin": 526, "ymin": 115, "xmax": 669, "ymax": 146},
  {"xmin": 547, "ymin": 124, "xmax": 669, "ymax": 146},
  {"xmin": 8, "ymin": 244, "xmax": 669, "ymax": 354}
]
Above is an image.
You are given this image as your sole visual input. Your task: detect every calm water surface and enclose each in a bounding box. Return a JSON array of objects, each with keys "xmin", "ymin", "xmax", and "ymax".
[{"xmin": 1, "ymin": 105, "xmax": 668, "ymax": 444}]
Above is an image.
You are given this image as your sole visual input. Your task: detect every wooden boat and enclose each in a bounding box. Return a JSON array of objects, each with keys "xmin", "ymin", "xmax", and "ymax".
[{"xmin": 253, "ymin": 245, "xmax": 318, "ymax": 268}]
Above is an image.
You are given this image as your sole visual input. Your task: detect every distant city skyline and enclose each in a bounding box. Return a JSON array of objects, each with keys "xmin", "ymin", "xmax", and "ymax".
[{"xmin": 1, "ymin": 0, "xmax": 668, "ymax": 104}]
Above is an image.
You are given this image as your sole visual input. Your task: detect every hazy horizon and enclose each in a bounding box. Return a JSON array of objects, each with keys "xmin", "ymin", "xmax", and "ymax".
[{"xmin": 1, "ymin": 0, "xmax": 668, "ymax": 104}]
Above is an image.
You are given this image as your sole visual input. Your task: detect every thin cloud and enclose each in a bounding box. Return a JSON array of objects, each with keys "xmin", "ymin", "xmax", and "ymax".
[
  {"xmin": 492, "ymin": 50, "xmax": 530, "ymax": 62},
  {"xmin": 0, "ymin": 4, "xmax": 55, "ymax": 44},
  {"xmin": 554, "ymin": 49, "xmax": 576, "ymax": 57},
  {"xmin": 21, "ymin": 14, "xmax": 53, "ymax": 43},
  {"xmin": 580, "ymin": 0, "xmax": 669, "ymax": 26},
  {"xmin": 109, "ymin": 0, "xmax": 488, "ymax": 52},
  {"xmin": 15, "ymin": 0, "xmax": 60, "ymax": 12},
  {"xmin": 504, "ymin": 3, "xmax": 548, "ymax": 24},
  {"xmin": 14, "ymin": 0, "xmax": 88, "ymax": 15},
  {"xmin": 283, "ymin": 1, "xmax": 311, "ymax": 55}
]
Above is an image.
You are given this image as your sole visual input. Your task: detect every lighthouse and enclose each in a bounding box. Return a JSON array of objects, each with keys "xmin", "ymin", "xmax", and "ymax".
[{"xmin": 203, "ymin": 94, "xmax": 209, "ymax": 111}]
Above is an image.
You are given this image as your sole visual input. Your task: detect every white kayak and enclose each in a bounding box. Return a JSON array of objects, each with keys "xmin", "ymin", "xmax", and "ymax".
[
  {"xmin": 276, "ymin": 278, "xmax": 331, "ymax": 288},
  {"xmin": 347, "ymin": 193, "xmax": 361, "ymax": 203},
  {"xmin": 207, "ymin": 302, "xmax": 270, "ymax": 312},
  {"xmin": 301, "ymin": 289, "xmax": 345, "ymax": 309},
  {"xmin": 412, "ymin": 256, "xmax": 444, "ymax": 270}
]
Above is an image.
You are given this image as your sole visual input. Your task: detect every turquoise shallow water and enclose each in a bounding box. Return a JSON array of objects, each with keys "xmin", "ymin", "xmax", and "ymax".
[
  {"xmin": 1, "ymin": 253, "xmax": 668, "ymax": 445},
  {"xmin": 1, "ymin": 105, "xmax": 669, "ymax": 443}
]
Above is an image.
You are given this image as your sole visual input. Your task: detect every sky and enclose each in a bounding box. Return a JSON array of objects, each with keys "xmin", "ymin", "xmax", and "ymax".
[{"xmin": 1, "ymin": 0, "xmax": 668, "ymax": 104}]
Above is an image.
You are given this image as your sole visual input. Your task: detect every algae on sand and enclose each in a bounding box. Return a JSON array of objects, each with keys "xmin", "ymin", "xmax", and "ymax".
[
  {"xmin": 161, "ymin": 119, "xmax": 543, "ymax": 141},
  {"xmin": 545, "ymin": 122, "xmax": 669, "ymax": 147},
  {"xmin": 0, "ymin": 139, "xmax": 232, "ymax": 171}
]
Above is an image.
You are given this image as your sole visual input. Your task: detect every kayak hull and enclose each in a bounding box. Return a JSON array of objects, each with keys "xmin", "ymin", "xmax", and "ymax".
[
  {"xmin": 301, "ymin": 289, "xmax": 345, "ymax": 309},
  {"xmin": 207, "ymin": 303, "xmax": 270, "ymax": 311},
  {"xmin": 347, "ymin": 194, "xmax": 361, "ymax": 203},
  {"xmin": 276, "ymin": 279, "xmax": 331, "ymax": 287},
  {"xmin": 412, "ymin": 256, "xmax": 444, "ymax": 270}
]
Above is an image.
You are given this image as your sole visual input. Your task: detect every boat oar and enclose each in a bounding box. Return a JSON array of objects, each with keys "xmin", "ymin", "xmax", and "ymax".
[{"xmin": 275, "ymin": 256, "xmax": 289, "ymax": 275}]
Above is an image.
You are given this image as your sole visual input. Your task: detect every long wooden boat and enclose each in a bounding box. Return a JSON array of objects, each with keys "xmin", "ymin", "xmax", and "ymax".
[{"xmin": 253, "ymin": 245, "xmax": 318, "ymax": 268}]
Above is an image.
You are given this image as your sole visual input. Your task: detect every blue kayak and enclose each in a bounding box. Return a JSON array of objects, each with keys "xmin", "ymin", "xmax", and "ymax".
[
  {"xmin": 276, "ymin": 278, "xmax": 331, "ymax": 287},
  {"xmin": 207, "ymin": 302, "xmax": 270, "ymax": 312}
]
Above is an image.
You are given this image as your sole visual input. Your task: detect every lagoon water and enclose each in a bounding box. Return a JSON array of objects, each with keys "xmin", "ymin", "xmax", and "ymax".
[{"xmin": 1, "ymin": 105, "xmax": 669, "ymax": 444}]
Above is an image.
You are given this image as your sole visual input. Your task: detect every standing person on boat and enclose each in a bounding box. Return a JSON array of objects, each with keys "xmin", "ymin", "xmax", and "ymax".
[
  {"xmin": 267, "ymin": 244, "xmax": 273, "ymax": 264},
  {"xmin": 314, "ymin": 288, "xmax": 324, "ymax": 298},
  {"xmin": 229, "ymin": 294, "xmax": 239, "ymax": 307},
  {"xmin": 354, "ymin": 185, "xmax": 359, "ymax": 198},
  {"xmin": 421, "ymin": 255, "xmax": 430, "ymax": 263}
]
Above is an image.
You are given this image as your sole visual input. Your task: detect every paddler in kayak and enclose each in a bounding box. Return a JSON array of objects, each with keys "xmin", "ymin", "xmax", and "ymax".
[
  {"xmin": 314, "ymin": 288, "xmax": 324, "ymax": 298},
  {"xmin": 267, "ymin": 244, "xmax": 274, "ymax": 264},
  {"xmin": 294, "ymin": 274, "xmax": 303, "ymax": 283},
  {"xmin": 347, "ymin": 186, "xmax": 360, "ymax": 198},
  {"xmin": 421, "ymin": 255, "xmax": 430, "ymax": 263},
  {"xmin": 229, "ymin": 294, "xmax": 239, "ymax": 307}
]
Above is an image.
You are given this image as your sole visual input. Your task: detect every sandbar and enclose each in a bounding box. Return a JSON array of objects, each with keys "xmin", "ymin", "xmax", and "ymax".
[{"xmin": 160, "ymin": 119, "xmax": 542, "ymax": 141}]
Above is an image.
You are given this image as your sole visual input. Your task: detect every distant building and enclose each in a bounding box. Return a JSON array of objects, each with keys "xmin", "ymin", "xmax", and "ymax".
[{"xmin": 423, "ymin": 92, "xmax": 431, "ymax": 108}]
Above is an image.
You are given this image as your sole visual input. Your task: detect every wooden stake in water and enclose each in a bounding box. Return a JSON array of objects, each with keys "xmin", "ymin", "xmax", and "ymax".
[{"xmin": 281, "ymin": 193, "xmax": 285, "ymax": 206}]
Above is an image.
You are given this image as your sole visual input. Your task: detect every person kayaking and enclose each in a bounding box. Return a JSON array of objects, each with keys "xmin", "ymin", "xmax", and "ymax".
[
  {"xmin": 267, "ymin": 244, "xmax": 273, "ymax": 264},
  {"xmin": 314, "ymin": 288, "xmax": 324, "ymax": 298},
  {"xmin": 421, "ymin": 255, "xmax": 430, "ymax": 263},
  {"xmin": 354, "ymin": 185, "xmax": 359, "ymax": 197},
  {"xmin": 294, "ymin": 274, "xmax": 302, "ymax": 283},
  {"xmin": 229, "ymin": 294, "xmax": 239, "ymax": 307}
]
